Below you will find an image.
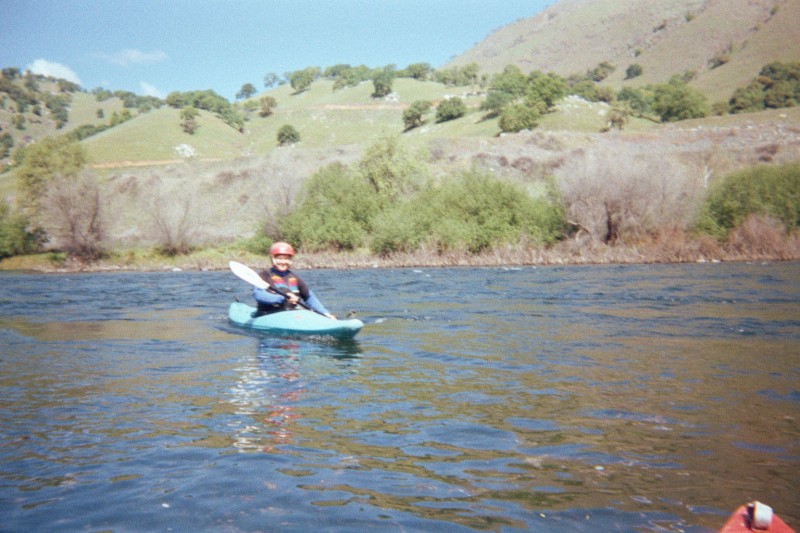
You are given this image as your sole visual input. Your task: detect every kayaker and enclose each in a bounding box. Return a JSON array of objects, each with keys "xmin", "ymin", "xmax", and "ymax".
[{"xmin": 253, "ymin": 242, "xmax": 336, "ymax": 319}]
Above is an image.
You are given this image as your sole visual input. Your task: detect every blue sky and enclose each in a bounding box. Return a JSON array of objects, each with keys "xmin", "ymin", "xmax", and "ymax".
[{"xmin": 0, "ymin": 0, "xmax": 549, "ymax": 101}]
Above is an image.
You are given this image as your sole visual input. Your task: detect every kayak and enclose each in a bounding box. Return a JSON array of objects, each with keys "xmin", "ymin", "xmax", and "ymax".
[
  {"xmin": 228, "ymin": 302, "xmax": 363, "ymax": 339},
  {"xmin": 720, "ymin": 502, "xmax": 795, "ymax": 533}
]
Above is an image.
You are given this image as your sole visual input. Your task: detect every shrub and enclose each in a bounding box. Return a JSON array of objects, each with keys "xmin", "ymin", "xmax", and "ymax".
[
  {"xmin": 652, "ymin": 76, "xmax": 709, "ymax": 121},
  {"xmin": 608, "ymin": 107, "xmax": 630, "ymax": 130},
  {"xmin": 726, "ymin": 62, "xmax": 800, "ymax": 114},
  {"xmin": 277, "ymin": 124, "xmax": 300, "ymax": 145},
  {"xmin": 436, "ymin": 97, "xmax": 467, "ymax": 122},
  {"xmin": 357, "ymin": 135, "xmax": 427, "ymax": 201},
  {"xmin": 16, "ymin": 136, "xmax": 88, "ymax": 215},
  {"xmin": 371, "ymin": 66, "xmax": 395, "ymax": 98},
  {"xmin": 278, "ymin": 137, "xmax": 429, "ymax": 251},
  {"xmin": 588, "ymin": 61, "xmax": 616, "ymax": 82},
  {"xmin": 280, "ymin": 163, "xmax": 381, "ymax": 251},
  {"xmin": 729, "ymin": 82, "xmax": 765, "ymax": 114},
  {"xmin": 0, "ymin": 202, "xmax": 43, "ymax": 259},
  {"xmin": 526, "ymin": 71, "xmax": 567, "ymax": 109},
  {"xmin": 259, "ymin": 96, "xmax": 278, "ymax": 117},
  {"xmin": 180, "ymin": 106, "xmax": 199, "ymax": 134},
  {"xmin": 617, "ymin": 86, "xmax": 653, "ymax": 114},
  {"xmin": 480, "ymin": 90, "xmax": 515, "ymax": 117},
  {"xmin": 499, "ymin": 103, "xmax": 541, "ymax": 133},
  {"xmin": 147, "ymin": 191, "xmax": 197, "ymax": 256},
  {"xmin": 625, "ymin": 63, "xmax": 643, "ymax": 79},
  {"xmin": 727, "ymin": 214, "xmax": 790, "ymax": 257},
  {"xmin": 0, "ymin": 132, "xmax": 13, "ymax": 159},
  {"xmin": 696, "ymin": 162, "xmax": 800, "ymax": 239},
  {"xmin": 568, "ymin": 80, "xmax": 597, "ymax": 102},
  {"xmin": 558, "ymin": 144, "xmax": 704, "ymax": 244},
  {"xmin": 45, "ymin": 172, "xmax": 106, "ymax": 261},
  {"xmin": 402, "ymin": 100, "xmax": 432, "ymax": 130},
  {"xmin": 371, "ymin": 170, "xmax": 565, "ymax": 255},
  {"xmin": 709, "ymin": 52, "xmax": 731, "ymax": 69}
]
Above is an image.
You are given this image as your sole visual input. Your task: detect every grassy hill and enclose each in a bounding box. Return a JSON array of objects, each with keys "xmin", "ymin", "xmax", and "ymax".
[
  {"xmin": 447, "ymin": 0, "xmax": 800, "ymax": 102},
  {"xmin": 0, "ymin": 79, "xmax": 128, "ymax": 148},
  {"xmin": 1, "ymin": 0, "xmax": 796, "ymax": 170},
  {"xmin": 82, "ymin": 78, "xmax": 496, "ymax": 167}
]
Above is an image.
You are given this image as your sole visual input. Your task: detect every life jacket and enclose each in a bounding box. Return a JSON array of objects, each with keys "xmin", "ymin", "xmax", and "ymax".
[
  {"xmin": 265, "ymin": 271, "xmax": 300, "ymax": 295},
  {"xmin": 256, "ymin": 268, "xmax": 309, "ymax": 314}
]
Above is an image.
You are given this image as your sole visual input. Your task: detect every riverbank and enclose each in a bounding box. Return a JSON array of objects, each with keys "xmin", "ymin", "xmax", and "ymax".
[{"xmin": 2, "ymin": 232, "xmax": 798, "ymax": 273}]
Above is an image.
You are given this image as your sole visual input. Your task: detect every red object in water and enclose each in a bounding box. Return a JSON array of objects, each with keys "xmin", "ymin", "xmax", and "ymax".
[{"xmin": 720, "ymin": 502, "xmax": 795, "ymax": 533}]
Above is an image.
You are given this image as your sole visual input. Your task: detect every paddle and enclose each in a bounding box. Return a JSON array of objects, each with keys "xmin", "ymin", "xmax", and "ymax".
[{"xmin": 229, "ymin": 260, "xmax": 317, "ymax": 314}]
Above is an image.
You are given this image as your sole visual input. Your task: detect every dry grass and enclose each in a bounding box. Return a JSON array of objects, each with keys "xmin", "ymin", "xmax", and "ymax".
[
  {"xmin": 5, "ymin": 224, "xmax": 798, "ymax": 273},
  {"xmin": 63, "ymin": 114, "xmax": 798, "ymax": 265},
  {"xmin": 448, "ymin": 0, "xmax": 797, "ymax": 104},
  {"xmin": 726, "ymin": 214, "xmax": 800, "ymax": 260}
]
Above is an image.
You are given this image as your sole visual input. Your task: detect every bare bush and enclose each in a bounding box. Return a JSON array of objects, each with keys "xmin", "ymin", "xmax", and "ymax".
[
  {"xmin": 557, "ymin": 143, "xmax": 704, "ymax": 244},
  {"xmin": 639, "ymin": 227, "xmax": 723, "ymax": 262},
  {"xmin": 726, "ymin": 214, "xmax": 796, "ymax": 259},
  {"xmin": 147, "ymin": 192, "xmax": 197, "ymax": 256},
  {"xmin": 256, "ymin": 179, "xmax": 298, "ymax": 241},
  {"xmin": 756, "ymin": 143, "xmax": 780, "ymax": 162},
  {"xmin": 44, "ymin": 172, "xmax": 106, "ymax": 261}
]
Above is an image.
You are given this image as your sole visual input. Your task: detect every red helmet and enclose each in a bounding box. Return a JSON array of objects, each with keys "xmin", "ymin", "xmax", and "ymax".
[{"xmin": 269, "ymin": 241, "xmax": 295, "ymax": 257}]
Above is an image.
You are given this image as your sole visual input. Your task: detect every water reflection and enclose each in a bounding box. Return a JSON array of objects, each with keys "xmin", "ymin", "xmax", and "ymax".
[
  {"xmin": 230, "ymin": 341, "xmax": 303, "ymax": 452},
  {"xmin": 228, "ymin": 336, "xmax": 363, "ymax": 453}
]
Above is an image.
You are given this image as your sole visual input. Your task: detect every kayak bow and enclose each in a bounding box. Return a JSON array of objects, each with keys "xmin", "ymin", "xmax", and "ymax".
[{"xmin": 720, "ymin": 502, "xmax": 795, "ymax": 533}]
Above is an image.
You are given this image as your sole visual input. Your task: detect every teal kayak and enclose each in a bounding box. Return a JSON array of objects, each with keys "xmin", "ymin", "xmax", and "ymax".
[{"xmin": 228, "ymin": 302, "xmax": 363, "ymax": 339}]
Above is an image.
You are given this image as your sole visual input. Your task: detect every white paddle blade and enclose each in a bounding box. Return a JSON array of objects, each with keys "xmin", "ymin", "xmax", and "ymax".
[{"xmin": 229, "ymin": 261, "xmax": 269, "ymax": 289}]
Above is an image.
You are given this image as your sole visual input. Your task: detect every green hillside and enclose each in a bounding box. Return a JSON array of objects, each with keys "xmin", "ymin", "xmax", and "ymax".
[
  {"xmin": 83, "ymin": 78, "xmax": 495, "ymax": 167},
  {"xmin": 84, "ymin": 107, "xmax": 246, "ymax": 165}
]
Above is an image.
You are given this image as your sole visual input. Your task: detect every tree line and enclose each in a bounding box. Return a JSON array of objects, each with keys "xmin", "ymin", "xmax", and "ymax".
[
  {"xmin": 3, "ymin": 59, "xmax": 797, "ymax": 153},
  {"xmin": 269, "ymin": 60, "xmax": 800, "ymax": 139}
]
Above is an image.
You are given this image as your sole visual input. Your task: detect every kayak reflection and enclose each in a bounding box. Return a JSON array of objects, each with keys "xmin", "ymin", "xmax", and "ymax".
[
  {"xmin": 229, "ymin": 336, "xmax": 363, "ymax": 453},
  {"xmin": 229, "ymin": 342, "xmax": 304, "ymax": 453}
]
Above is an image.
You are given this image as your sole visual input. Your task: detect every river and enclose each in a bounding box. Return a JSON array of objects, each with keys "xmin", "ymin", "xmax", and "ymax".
[{"xmin": 0, "ymin": 262, "xmax": 798, "ymax": 532}]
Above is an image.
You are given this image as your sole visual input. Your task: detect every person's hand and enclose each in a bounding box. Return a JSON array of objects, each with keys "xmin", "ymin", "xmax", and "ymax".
[
  {"xmin": 285, "ymin": 293, "xmax": 300, "ymax": 307},
  {"xmin": 325, "ymin": 313, "xmax": 337, "ymax": 320}
]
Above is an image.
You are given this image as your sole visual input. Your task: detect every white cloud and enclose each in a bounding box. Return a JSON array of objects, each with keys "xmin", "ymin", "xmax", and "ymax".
[
  {"xmin": 26, "ymin": 59, "xmax": 82, "ymax": 85},
  {"xmin": 99, "ymin": 48, "xmax": 168, "ymax": 67},
  {"xmin": 139, "ymin": 81, "xmax": 164, "ymax": 98}
]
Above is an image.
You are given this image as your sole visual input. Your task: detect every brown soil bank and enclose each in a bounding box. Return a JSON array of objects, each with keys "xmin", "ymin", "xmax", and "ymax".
[{"xmin": 2, "ymin": 228, "xmax": 798, "ymax": 273}]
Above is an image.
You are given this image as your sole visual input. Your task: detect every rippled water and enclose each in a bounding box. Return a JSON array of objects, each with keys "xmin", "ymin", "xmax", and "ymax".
[{"xmin": 0, "ymin": 262, "xmax": 798, "ymax": 532}]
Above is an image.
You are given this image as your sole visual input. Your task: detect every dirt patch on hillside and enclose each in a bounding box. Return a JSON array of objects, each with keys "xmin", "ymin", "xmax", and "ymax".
[
  {"xmin": 312, "ymin": 103, "xmax": 409, "ymax": 110},
  {"xmin": 92, "ymin": 158, "xmax": 223, "ymax": 169}
]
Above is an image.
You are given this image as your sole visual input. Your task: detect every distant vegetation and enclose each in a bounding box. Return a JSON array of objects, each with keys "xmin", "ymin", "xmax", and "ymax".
[
  {"xmin": 165, "ymin": 89, "xmax": 243, "ymax": 131},
  {"xmin": 479, "ymin": 63, "xmax": 714, "ymax": 132},
  {"xmin": 726, "ymin": 62, "xmax": 800, "ymax": 115},
  {"xmin": 2, "ymin": 57, "xmax": 797, "ymax": 166},
  {"xmin": 277, "ymin": 124, "xmax": 300, "ymax": 146},
  {"xmin": 0, "ymin": 201, "xmax": 42, "ymax": 259},
  {"xmin": 697, "ymin": 162, "xmax": 800, "ymax": 240},
  {"xmin": 276, "ymin": 135, "xmax": 564, "ymax": 255},
  {"xmin": 1, "ymin": 49, "xmax": 799, "ymax": 265}
]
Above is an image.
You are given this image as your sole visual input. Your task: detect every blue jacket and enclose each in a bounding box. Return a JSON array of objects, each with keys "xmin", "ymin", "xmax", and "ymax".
[{"xmin": 252, "ymin": 267, "xmax": 330, "ymax": 316}]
